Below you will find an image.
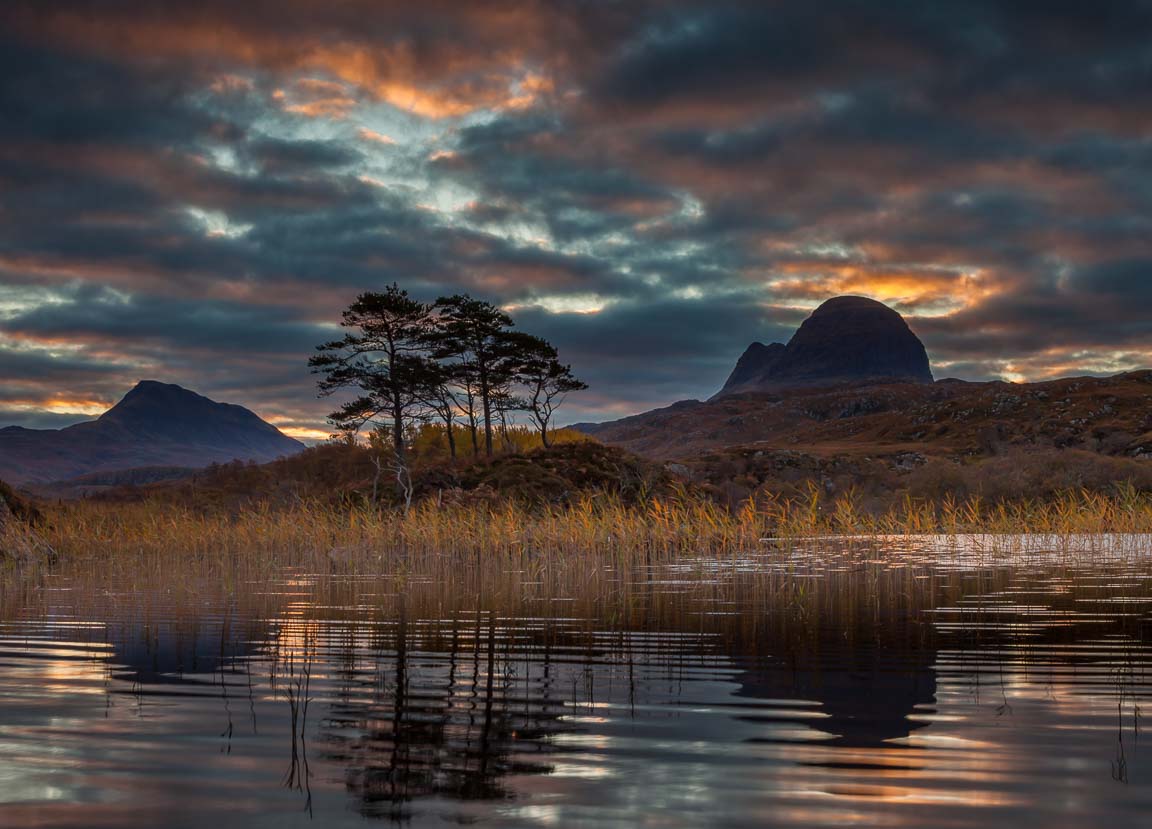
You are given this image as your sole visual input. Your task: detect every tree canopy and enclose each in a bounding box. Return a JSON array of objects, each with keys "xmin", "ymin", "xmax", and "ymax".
[{"xmin": 310, "ymin": 286, "xmax": 588, "ymax": 497}]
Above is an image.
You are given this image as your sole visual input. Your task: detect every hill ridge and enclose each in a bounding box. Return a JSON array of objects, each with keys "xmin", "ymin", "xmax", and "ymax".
[{"xmin": 582, "ymin": 370, "xmax": 1152, "ymax": 463}]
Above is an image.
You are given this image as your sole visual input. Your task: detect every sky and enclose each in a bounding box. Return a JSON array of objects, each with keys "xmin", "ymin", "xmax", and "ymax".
[{"xmin": 2, "ymin": 1, "xmax": 1152, "ymax": 440}]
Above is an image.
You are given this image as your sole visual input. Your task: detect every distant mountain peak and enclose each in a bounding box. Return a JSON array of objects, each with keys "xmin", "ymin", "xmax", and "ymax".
[
  {"xmin": 124, "ymin": 379, "xmax": 187, "ymax": 394},
  {"xmin": 0, "ymin": 381, "xmax": 304, "ymax": 485},
  {"xmin": 105, "ymin": 380, "xmax": 216, "ymax": 414},
  {"xmin": 717, "ymin": 296, "xmax": 933, "ymax": 396},
  {"xmin": 118, "ymin": 379, "xmax": 214, "ymax": 400},
  {"xmin": 810, "ymin": 295, "xmax": 890, "ymax": 312}
]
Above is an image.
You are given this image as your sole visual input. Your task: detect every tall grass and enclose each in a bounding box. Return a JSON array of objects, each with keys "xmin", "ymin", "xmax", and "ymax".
[
  {"xmin": 4, "ymin": 486, "xmax": 1149, "ymax": 662},
  {"xmin": 35, "ymin": 484, "xmax": 1152, "ymax": 573}
]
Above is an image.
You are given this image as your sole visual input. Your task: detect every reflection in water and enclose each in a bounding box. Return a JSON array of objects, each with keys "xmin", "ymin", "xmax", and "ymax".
[
  {"xmin": 734, "ymin": 642, "xmax": 937, "ymax": 752},
  {"xmin": 0, "ymin": 538, "xmax": 1150, "ymax": 827},
  {"xmin": 323, "ymin": 609, "xmax": 564, "ymax": 821}
]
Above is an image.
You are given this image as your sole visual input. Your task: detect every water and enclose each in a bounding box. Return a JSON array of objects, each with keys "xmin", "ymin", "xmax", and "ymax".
[{"xmin": 1, "ymin": 537, "xmax": 1150, "ymax": 827}]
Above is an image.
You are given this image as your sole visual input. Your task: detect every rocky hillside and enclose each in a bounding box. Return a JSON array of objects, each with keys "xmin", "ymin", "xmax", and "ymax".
[
  {"xmin": 583, "ymin": 371, "xmax": 1152, "ymax": 462},
  {"xmin": 722, "ymin": 342, "xmax": 787, "ymax": 391},
  {"xmin": 717, "ymin": 296, "xmax": 933, "ymax": 396},
  {"xmin": 580, "ymin": 371, "xmax": 1152, "ymax": 506}
]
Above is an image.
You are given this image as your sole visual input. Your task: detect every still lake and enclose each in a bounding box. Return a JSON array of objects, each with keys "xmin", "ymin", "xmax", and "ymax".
[{"xmin": 1, "ymin": 536, "xmax": 1149, "ymax": 827}]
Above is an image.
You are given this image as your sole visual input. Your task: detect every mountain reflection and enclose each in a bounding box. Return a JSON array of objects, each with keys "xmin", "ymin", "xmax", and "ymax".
[
  {"xmin": 735, "ymin": 645, "xmax": 937, "ymax": 752},
  {"xmin": 94, "ymin": 604, "xmax": 941, "ymax": 821},
  {"xmin": 9, "ymin": 550, "xmax": 1146, "ymax": 828},
  {"xmin": 107, "ymin": 613, "xmax": 263, "ymax": 687}
]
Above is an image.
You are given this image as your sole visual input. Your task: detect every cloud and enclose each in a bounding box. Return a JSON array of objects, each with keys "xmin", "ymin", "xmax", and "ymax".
[{"xmin": 1, "ymin": 0, "xmax": 1151, "ymax": 430}]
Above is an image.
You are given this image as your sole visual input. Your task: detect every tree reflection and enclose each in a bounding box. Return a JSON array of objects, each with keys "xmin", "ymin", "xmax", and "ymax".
[
  {"xmin": 315, "ymin": 610, "xmax": 567, "ymax": 822},
  {"xmin": 73, "ymin": 555, "xmax": 1151, "ymax": 825}
]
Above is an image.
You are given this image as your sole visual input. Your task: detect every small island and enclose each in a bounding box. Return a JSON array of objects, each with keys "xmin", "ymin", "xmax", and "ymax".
[{"xmin": 3, "ymin": 2, "xmax": 1151, "ymax": 824}]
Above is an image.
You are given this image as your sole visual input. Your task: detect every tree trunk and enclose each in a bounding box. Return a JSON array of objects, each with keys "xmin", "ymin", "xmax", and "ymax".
[
  {"xmin": 370, "ymin": 454, "xmax": 383, "ymax": 502},
  {"xmin": 464, "ymin": 389, "xmax": 480, "ymax": 456},
  {"xmin": 392, "ymin": 413, "xmax": 405, "ymax": 461},
  {"xmin": 479, "ymin": 366, "xmax": 494, "ymax": 456},
  {"xmin": 391, "ymin": 399, "xmax": 409, "ymax": 499},
  {"xmin": 498, "ymin": 409, "xmax": 510, "ymax": 452},
  {"xmin": 444, "ymin": 414, "xmax": 457, "ymax": 459}
]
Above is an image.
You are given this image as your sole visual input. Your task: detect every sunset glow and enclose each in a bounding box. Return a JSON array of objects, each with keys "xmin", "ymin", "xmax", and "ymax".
[{"xmin": 2, "ymin": 1, "xmax": 1151, "ymax": 431}]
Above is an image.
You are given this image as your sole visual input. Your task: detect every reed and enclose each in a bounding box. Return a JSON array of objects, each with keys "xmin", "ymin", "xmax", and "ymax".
[
  {"xmin": 31, "ymin": 483, "xmax": 1152, "ymax": 574},
  {"xmin": 2, "ymin": 485, "xmax": 1148, "ymax": 670}
]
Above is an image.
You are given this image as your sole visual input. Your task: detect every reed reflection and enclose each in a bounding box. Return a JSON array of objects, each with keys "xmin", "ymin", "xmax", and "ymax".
[{"xmin": 1, "ymin": 539, "xmax": 1149, "ymax": 827}]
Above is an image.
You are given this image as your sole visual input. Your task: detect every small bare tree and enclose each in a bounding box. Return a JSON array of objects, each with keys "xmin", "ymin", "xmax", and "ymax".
[{"xmin": 510, "ymin": 333, "xmax": 588, "ymax": 447}]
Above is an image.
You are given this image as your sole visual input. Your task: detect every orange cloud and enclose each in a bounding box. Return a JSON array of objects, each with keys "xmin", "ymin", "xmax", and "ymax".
[
  {"xmin": 279, "ymin": 426, "xmax": 333, "ymax": 441},
  {"xmin": 40, "ymin": 397, "xmax": 113, "ymax": 415},
  {"xmin": 357, "ymin": 127, "xmax": 396, "ymax": 145},
  {"xmin": 10, "ymin": 3, "xmax": 561, "ymax": 119},
  {"xmin": 0, "ymin": 395, "xmax": 112, "ymax": 416},
  {"xmin": 761, "ymin": 262, "xmax": 1002, "ymax": 315},
  {"xmin": 271, "ymin": 77, "xmax": 360, "ymax": 118},
  {"xmin": 960, "ymin": 347, "xmax": 1152, "ymax": 383},
  {"xmin": 283, "ymin": 98, "xmax": 358, "ymax": 118}
]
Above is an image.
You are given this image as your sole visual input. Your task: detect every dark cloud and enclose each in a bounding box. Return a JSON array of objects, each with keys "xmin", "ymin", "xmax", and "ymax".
[
  {"xmin": 0, "ymin": 37, "xmax": 214, "ymax": 148},
  {"xmin": 1071, "ymin": 259, "xmax": 1152, "ymax": 298},
  {"xmin": 1, "ymin": 0, "xmax": 1151, "ymax": 431},
  {"xmin": 510, "ymin": 295, "xmax": 803, "ymax": 417},
  {"xmin": 596, "ymin": 4, "xmax": 948, "ymax": 109},
  {"xmin": 243, "ymin": 137, "xmax": 364, "ymax": 174},
  {"xmin": 3, "ymin": 286, "xmax": 326, "ymax": 355}
]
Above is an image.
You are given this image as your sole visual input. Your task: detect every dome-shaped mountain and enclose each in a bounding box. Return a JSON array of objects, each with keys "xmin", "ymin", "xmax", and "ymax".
[
  {"xmin": 774, "ymin": 296, "xmax": 933, "ymax": 384},
  {"xmin": 718, "ymin": 296, "xmax": 933, "ymax": 396}
]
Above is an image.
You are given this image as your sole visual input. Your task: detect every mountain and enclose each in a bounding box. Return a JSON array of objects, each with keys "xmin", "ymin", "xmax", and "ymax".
[
  {"xmin": 0, "ymin": 381, "xmax": 305, "ymax": 485},
  {"xmin": 578, "ymin": 295, "xmax": 1150, "ymax": 480},
  {"xmin": 722, "ymin": 342, "xmax": 786, "ymax": 391},
  {"xmin": 717, "ymin": 296, "xmax": 933, "ymax": 396}
]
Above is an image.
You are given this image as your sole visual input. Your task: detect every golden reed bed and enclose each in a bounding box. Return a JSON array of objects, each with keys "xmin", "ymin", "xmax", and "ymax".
[
  {"xmin": 25, "ymin": 485, "xmax": 1152, "ymax": 569},
  {"xmin": 2, "ymin": 487, "xmax": 1150, "ymax": 653}
]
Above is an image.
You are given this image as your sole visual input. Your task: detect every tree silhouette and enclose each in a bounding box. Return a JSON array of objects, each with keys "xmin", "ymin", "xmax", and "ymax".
[
  {"xmin": 429, "ymin": 296, "xmax": 519, "ymax": 457},
  {"xmin": 309, "ymin": 285, "xmax": 437, "ymax": 498},
  {"xmin": 508, "ymin": 333, "xmax": 588, "ymax": 448},
  {"xmin": 312, "ymin": 287, "xmax": 589, "ymax": 472},
  {"xmin": 410, "ymin": 357, "xmax": 460, "ymax": 460}
]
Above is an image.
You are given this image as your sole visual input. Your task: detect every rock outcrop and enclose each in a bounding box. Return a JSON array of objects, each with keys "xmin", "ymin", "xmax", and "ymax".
[
  {"xmin": 722, "ymin": 342, "xmax": 786, "ymax": 391},
  {"xmin": 718, "ymin": 296, "xmax": 933, "ymax": 396}
]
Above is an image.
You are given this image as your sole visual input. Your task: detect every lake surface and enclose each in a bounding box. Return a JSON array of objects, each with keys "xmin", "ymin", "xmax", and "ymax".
[{"xmin": 1, "ymin": 536, "xmax": 1150, "ymax": 827}]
